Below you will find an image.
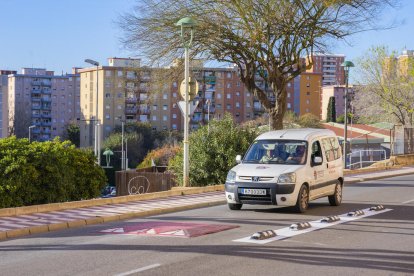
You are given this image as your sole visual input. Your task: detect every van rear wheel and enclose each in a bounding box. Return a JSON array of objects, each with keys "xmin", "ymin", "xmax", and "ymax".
[
  {"xmin": 295, "ymin": 185, "xmax": 309, "ymax": 213},
  {"xmin": 228, "ymin": 203, "xmax": 243, "ymax": 210},
  {"xmin": 328, "ymin": 181, "xmax": 342, "ymax": 206}
]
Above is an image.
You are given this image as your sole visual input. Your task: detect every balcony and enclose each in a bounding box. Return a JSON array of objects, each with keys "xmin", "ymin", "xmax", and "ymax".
[
  {"xmin": 42, "ymin": 128, "xmax": 51, "ymax": 134},
  {"xmin": 41, "ymin": 80, "xmax": 52, "ymax": 87},
  {"xmin": 138, "ymin": 107, "xmax": 151, "ymax": 115},
  {"xmin": 41, "ymin": 97, "xmax": 52, "ymax": 103},
  {"xmin": 42, "ymin": 89, "xmax": 52, "ymax": 94},
  {"xmin": 32, "ymin": 128, "xmax": 41, "ymax": 134},
  {"xmin": 41, "ymin": 105, "xmax": 51, "ymax": 110},
  {"xmin": 125, "ymin": 107, "xmax": 138, "ymax": 114},
  {"xmin": 32, "ymin": 121, "xmax": 42, "ymax": 126},
  {"xmin": 32, "ymin": 105, "xmax": 41, "ymax": 110},
  {"xmin": 32, "ymin": 97, "xmax": 41, "ymax": 102},
  {"xmin": 41, "ymin": 113, "xmax": 51, "ymax": 118},
  {"xmin": 32, "ymin": 113, "xmax": 41, "ymax": 118},
  {"xmin": 125, "ymin": 97, "xmax": 138, "ymax": 103},
  {"xmin": 31, "ymin": 80, "xmax": 42, "ymax": 86},
  {"xmin": 41, "ymin": 121, "xmax": 52, "ymax": 127}
]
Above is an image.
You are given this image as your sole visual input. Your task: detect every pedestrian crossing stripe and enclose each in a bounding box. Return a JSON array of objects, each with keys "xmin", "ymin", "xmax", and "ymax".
[{"xmin": 233, "ymin": 207, "xmax": 392, "ymax": 244}]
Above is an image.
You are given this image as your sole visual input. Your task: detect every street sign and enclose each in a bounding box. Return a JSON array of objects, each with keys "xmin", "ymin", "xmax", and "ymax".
[
  {"xmin": 178, "ymin": 100, "xmax": 199, "ymax": 116},
  {"xmin": 179, "ymin": 77, "xmax": 199, "ymax": 100}
]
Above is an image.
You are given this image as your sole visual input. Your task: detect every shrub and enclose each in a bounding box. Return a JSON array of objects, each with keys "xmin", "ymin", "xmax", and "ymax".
[
  {"xmin": 0, "ymin": 137, "xmax": 107, "ymax": 208},
  {"xmin": 138, "ymin": 145, "xmax": 181, "ymax": 169},
  {"xmin": 168, "ymin": 114, "xmax": 257, "ymax": 186},
  {"xmin": 297, "ymin": 113, "xmax": 323, "ymax": 128}
]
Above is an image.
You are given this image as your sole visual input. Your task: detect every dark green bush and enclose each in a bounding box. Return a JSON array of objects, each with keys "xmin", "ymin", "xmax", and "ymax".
[
  {"xmin": 0, "ymin": 137, "xmax": 107, "ymax": 208},
  {"xmin": 168, "ymin": 114, "xmax": 257, "ymax": 186}
]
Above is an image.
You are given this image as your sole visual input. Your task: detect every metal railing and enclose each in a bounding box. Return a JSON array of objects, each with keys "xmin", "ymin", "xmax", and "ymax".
[{"xmin": 345, "ymin": 149, "xmax": 387, "ymax": 169}]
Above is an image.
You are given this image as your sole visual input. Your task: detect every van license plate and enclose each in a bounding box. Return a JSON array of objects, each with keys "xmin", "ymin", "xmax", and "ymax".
[{"xmin": 241, "ymin": 189, "xmax": 266, "ymax": 195}]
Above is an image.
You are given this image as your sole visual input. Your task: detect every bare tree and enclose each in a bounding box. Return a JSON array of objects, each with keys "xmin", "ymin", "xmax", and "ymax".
[
  {"xmin": 119, "ymin": 0, "xmax": 396, "ymax": 129},
  {"xmin": 354, "ymin": 46, "xmax": 414, "ymax": 126}
]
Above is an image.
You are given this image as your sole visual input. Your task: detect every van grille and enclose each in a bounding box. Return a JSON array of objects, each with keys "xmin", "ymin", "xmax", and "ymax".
[{"xmin": 238, "ymin": 176, "xmax": 275, "ymax": 182}]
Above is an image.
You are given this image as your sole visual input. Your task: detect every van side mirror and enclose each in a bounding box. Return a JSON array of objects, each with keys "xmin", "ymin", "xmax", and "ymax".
[
  {"xmin": 313, "ymin": 156, "xmax": 323, "ymax": 166},
  {"xmin": 236, "ymin": 155, "xmax": 242, "ymax": 164}
]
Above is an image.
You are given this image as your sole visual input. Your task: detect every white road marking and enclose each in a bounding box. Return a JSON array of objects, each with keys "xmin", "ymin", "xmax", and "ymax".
[
  {"xmin": 402, "ymin": 199, "xmax": 414, "ymax": 204},
  {"xmin": 233, "ymin": 207, "xmax": 392, "ymax": 244},
  {"xmin": 114, "ymin": 263, "xmax": 161, "ymax": 276}
]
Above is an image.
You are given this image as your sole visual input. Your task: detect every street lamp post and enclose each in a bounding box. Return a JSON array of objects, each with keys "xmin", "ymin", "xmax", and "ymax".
[
  {"xmin": 85, "ymin": 59, "xmax": 100, "ymax": 165},
  {"xmin": 28, "ymin": 125, "xmax": 36, "ymax": 143},
  {"xmin": 176, "ymin": 17, "xmax": 197, "ymax": 187},
  {"xmin": 206, "ymin": 99, "xmax": 211, "ymax": 133},
  {"xmin": 341, "ymin": 60, "xmax": 355, "ymax": 168}
]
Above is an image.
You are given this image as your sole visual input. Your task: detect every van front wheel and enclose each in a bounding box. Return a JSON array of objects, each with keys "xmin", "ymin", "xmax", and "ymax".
[
  {"xmin": 295, "ymin": 185, "xmax": 309, "ymax": 213},
  {"xmin": 228, "ymin": 203, "xmax": 243, "ymax": 210},
  {"xmin": 328, "ymin": 181, "xmax": 342, "ymax": 206}
]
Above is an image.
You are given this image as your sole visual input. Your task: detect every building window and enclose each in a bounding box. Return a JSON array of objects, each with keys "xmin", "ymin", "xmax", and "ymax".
[
  {"xmin": 226, "ymin": 104, "xmax": 231, "ymax": 110},
  {"xmin": 117, "ymin": 105, "xmax": 122, "ymax": 110},
  {"xmin": 246, "ymin": 102, "xmax": 251, "ymax": 107},
  {"xmin": 153, "ymin": 105, "xmax": 157, "ymax": 110},
  {"xmin": 227, "ymin": 72, "xmax": 232, "ymax": 78},
  {"xmin": 247, "ymin": 92, "xmax": 250, "ymax": 97},
  {"xmin": 106, "ymin": 105, "xmax": 110, "ymax": 109},
  {"xmin": 173, "ymin": 82, "xmax": 177, "ymax": 88},
  {"xmin": 288, "ymin": 82, "xmax": 292, "ymax": 87},
  {"xmin": 306, "ymin": 83, "xmax": 310, "ymax": 87},
  {"xmin": 105, "ymin": 93, "xmax": 111, "ymax": 98},
  {"xmin": 163, "ymin": 105, "xmax": 168, "ymax": 110},
  {"xmin": 117, "ymin": 93, "xmax": 123, "ymax": 98},
  {"xmin": 287, "ymin": 103, "xmax": 291, "ymax": 109},
  {"xmin": 236, "ymin": 91, "xmax": 240, "ymax": 96},
  {"xmin": 152, "ymin": 115, "xmax": 157, "ymax": 121},
  {"xmin": 305, "ymin": 108, "xmax": 310, "ymax": 112},
  {"xmin": 173, "ymin": 103, "xmax": 177, "ymax": 108},
  {"xmin": 105, "ymin": 71, "xmax": 111, "ymax": 77},
  {"xmin": 118, "ymin": 71, "xmax": 123, "ymax": 77},
  {"xmin": 163, "ymin": 115, "xmax": 167, "ymax": 121},
  {"xmin": 237, "ymin": 82, "xmax": 241, "ymax": 87},
  {"xmin": 173, "ymin": 92, "xmax": 177, "ymax": 98},
  {"xmin": 227, "ymin": 93, "xmax": 231, "ymax": 99},
  {"xmin": 236, "ymin": 102, "xmax": 240, "ymax": 108},
  {"xmin": 217, "ymin": 93, "xmax": 222, "ymax": 99},
  {"xmin": 105, "ymin": 114, "xmax": 110, "ymax": 120},
  {"xmin": 306, "ymin": 99, "xmax": 310, "ymax": 104},
  {"xmin": 163, "ymin": 94, "xmax": 168, "ymax": 99},
  {"xmin": 287, "ymin": 93, "xmax": 291, "ymax": 98},
  {"xmin": 226, "ymin": 83, "xmax": 231, "ymax": 88},
  {"xmin": 172, "ymin": 124, "xmax": 177, "ymax": 130}
]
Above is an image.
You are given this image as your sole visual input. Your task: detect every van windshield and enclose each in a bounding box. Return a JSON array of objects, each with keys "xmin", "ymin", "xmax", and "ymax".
[{"xmin": 243, "ymin": 140, "xmax": 308, "ymax": 165}]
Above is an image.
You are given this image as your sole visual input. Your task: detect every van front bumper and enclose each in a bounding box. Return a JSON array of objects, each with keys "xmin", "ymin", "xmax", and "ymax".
[{"xmin": 225, "ymin": 181, "xmax": 296, "ymax": 206}]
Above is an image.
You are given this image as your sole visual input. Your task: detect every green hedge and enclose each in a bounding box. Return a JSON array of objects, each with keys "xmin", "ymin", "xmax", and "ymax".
[
  {"xmin": 168, "ymin": 114, "xmax": 257, "ymax": 186},
  {"xmin": 0, "ymin": 137, "xmax": 107, "ymax": 208}
]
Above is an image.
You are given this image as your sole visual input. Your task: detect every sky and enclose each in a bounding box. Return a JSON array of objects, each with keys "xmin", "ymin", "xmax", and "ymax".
[{"xmin": 1, "ymin": 0, "xmax": 414, "ymax": 76}]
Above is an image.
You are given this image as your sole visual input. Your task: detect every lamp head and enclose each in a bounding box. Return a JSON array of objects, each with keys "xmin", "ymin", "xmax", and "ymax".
[
  {"xmin": 176, "ymin": 17, "xmax": 197, "ymax": 28},
  {"xmin": 341, "ymin": 61, "xmax": 354, "ymax": 71}
]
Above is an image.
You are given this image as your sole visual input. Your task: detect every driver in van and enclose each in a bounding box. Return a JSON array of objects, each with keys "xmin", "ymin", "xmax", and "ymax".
[{"xmin": 287, "ymin": 145, "xmax": 306, "ymax": 164}]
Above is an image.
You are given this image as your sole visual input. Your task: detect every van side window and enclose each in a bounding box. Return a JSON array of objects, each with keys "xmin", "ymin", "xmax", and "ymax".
[
  {"xmin": 321, "ymin": 138, "xmax": 335, "ymax": 162},
  {"xmin": 330, "ymin": 137, "xmax": 341, "ymax": 160},
  {"xmin": 311, "ymin": 141, "xmax": 323, "ymax": 165}
]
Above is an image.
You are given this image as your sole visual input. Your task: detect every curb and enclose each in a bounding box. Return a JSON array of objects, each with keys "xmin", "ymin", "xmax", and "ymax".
[
  {"xmin": 0, "ymin": 199, "xmax": 226, "ymax": 241},
  {"xmin": 0, "ymin": 185, "xmax": 225, "ymax": 218},
  {"xmin": 344, "ymin": 170, "xmax": 414, "ymax": 184}
]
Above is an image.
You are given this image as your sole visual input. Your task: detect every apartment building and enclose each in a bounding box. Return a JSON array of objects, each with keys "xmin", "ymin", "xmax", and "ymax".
[
  {"xmin": 320, "ymin": 85, "xmax": 355, "ymax": 121},
  {"xmin": 1, "ymin": 70, "xmax": 16, "ymax": 138},
  {"xmin": 8, "ymin": 68, "xmax": 80, "ymax": 141},
  {"xmin": 307, "ymin": 53, "xmax": 345, "ymax": 86}
]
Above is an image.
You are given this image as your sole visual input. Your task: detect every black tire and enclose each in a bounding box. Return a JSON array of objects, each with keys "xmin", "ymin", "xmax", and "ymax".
[
  {"xmin": 328, "ymin": 181, "xmax": 343, "ymax": 206},
  {"xmin": 228, "ymin": 203, "xmax": 243, "ymax": 210},
  {"xmin": 295, "ymin": 185, "xmax": 309, "ymax": 213}
]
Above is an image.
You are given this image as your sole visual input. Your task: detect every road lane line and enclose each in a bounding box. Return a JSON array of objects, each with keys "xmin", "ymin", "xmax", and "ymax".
[
  {"xmin": 233, "ymin": 207, "xmax": 392, "ymax": 244},
  {"xmin": 402, "ymin": 199, "xmax": 414, "ymax": 204},
  {"xmin": 114, "ymin": 263, "xmax": 161, "ymax": 276}
]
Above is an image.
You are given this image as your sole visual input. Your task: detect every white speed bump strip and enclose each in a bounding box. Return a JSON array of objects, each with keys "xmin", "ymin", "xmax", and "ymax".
[{"xmin": 233, "ymin": 206, "xmax": 392, "ymax": 244}]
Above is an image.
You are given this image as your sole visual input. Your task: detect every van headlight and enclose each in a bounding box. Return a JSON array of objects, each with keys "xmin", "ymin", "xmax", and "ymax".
[
  {"xmin": 226, "ymin": 170, "xmax": 236, "ymax": 183},
  {"xmin": 277, "ymin": 172, "xmax": 296, "ymax": 184}
]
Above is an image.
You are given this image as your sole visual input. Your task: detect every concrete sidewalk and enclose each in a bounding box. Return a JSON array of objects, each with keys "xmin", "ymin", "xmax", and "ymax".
[{"xmin": 1, "ymin": 166, "xmax": 413, "ymax": 241}]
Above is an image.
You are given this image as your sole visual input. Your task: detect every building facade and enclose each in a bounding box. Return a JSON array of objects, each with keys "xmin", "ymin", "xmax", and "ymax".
[
  {"xmin": 320, "ymin": 85, "xmax": 354, "ymax": 121},
  {"xmin": 1, "ymin": 70, "xmax": 16, "ymax": 138},
  {"xmin": 307, "ymin": 53, "xmax": 345, "ymax": 86},
  {"xmin": 8, "ymin": 68, "xmax": 80, "ymax": 141}
]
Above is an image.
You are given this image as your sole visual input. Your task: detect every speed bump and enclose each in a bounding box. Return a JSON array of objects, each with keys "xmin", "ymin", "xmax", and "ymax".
[
  {"xmin": 347, "ymin": 210, "xmax": 365, "ymax": 217},
  {"xmin": 320, "ymin": 216, "xmax": 340, "ymax": 223},
  {"xmin": 289, "ymin": 222, "xmax": 312, "ymax": 231},
  {"xmin": 369, "ymin": 205, "xmax": 385, "ymax": 211},
  {"xmin": 251, "ymin": 230, "xmax": 277, "ymax": 240}
]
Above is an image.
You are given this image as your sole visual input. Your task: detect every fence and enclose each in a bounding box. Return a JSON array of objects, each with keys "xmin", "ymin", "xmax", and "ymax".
[
  {"xmin": 115, "ymin": 168, "xmax": 177, "ymax": 196},
  {"xmin": 391, "ymin": 126, "xmax": 414, "ymax": 155}
]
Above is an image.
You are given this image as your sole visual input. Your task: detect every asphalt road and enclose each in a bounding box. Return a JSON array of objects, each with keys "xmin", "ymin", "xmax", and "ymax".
[{"xmin": 1, "ymin": 175, "xmax": 413, "ymax": 276}]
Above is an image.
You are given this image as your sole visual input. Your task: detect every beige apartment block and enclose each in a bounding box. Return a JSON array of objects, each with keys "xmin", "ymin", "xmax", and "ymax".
[
  {"xmin": 8, "ymin": 68, "xmax": 80, "ymax": 141},
  {"xmin": 321, "ymin": 85, "xmax": 354, "ymax": 121}
]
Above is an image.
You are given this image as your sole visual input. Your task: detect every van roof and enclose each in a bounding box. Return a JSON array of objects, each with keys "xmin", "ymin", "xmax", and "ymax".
[{"xmin": 256, "ymin": 128, "xmax": 336, "ymax": 141}]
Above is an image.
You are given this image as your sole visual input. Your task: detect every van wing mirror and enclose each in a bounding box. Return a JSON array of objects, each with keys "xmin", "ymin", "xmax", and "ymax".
[
  {"xmin": 313, "ymin": 156, "xmax": 323, "ymax": 165},
  {"xmin": 235, "ymin": 155, "xmax": 242, "ymax": 164}
]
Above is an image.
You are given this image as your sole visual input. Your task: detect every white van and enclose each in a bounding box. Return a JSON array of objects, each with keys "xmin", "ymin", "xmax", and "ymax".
[{"xmin": 225, "ymin": 128, "xmax": 343, "ymax": 213}]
